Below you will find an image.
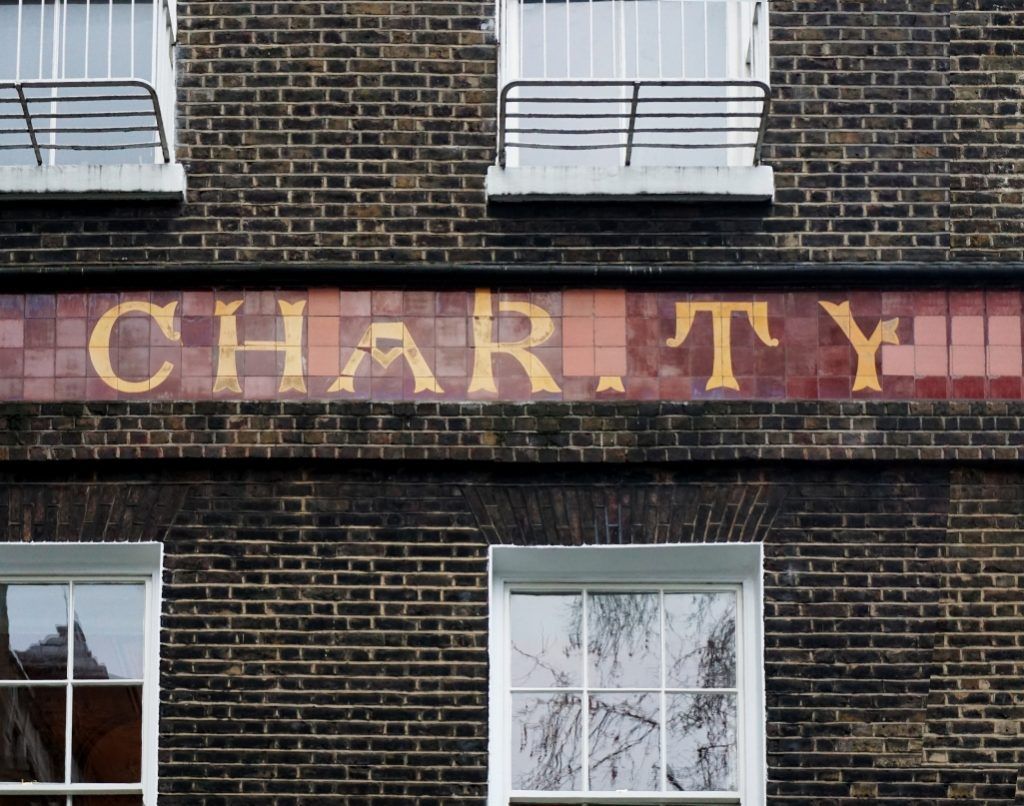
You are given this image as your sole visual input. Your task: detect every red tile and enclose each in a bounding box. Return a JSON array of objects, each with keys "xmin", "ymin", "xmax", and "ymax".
[
  {"xmin": 990, "ymin": 376, "xmax": 1023, "ymax": 399},
  {"xmin": 626, "ymin": 293, "xmax": 658, "ymax": 319},
  {"xmin": 403, "ymin": 291, "xmax": 435, "ymax": 316},
  {"xmin": 595, "ymin": 317, "xmax": 627, "ymax": 347},
  {"xmin": 594, "ymin": 289, "xmax": 626, "ymax": 318},
  {"xmin": 949, "ymin": 291, "xmax": 985, "ymax": 316},
  {"xmin": 23, "ymin": 348, "xmax": 54, "ymax": 379},
  {"xmin": 56, "ymin": 318, "xmax": 87, "ymax": 348},
  {"xmin": 819, "ymin": 346, "xmax": 853, "ymax": 376},
  {"xmin": 595, "ymin": 346, "xmax": 627, "ymax": 377},
  {"xmin": 309, "ymin": 317, "xmax": 341, "ymax": 347},
  {"xmin": 818, "ymin": 377, "xmax": 853, "ymax": 399},
  {"xmin": 54, "ymin": 377, "xmax": 87, "ymax": 399},
  {"xmin": 57, "ymin": 294, "xmax": 87, "ymax": 318},
  {"xmin": 786, "ymin": 377, "xmax": 819, "ymax": 399},
  {"xmin": 25, "ymin": 295, "xmax": 56, "ymax": 319},
  {"xmin": 436, "ymin": 292, "xmax": 469, "ymax": 316},
  {"xmin": 55, "ymin": 348, "xmax": 87, "ymax": 378},
  {"xmin": 181, "ymin": 291, "xmax": 215, "ymax": 317},
  {"xmin": 915, "ymin": 376, "xmax": 949, "ymax": 398},
  {"xmin": 0, "ymin": 320, "xmax": 24, "ymax": 349},
  {"xmin": 951, "ymin": 376, "xmax": 985, "ymax": 399},
  {"xmin": 563, "ymin": 289, "xmax": 594, "ymax": 317},
  {"xmin": 436, "ymin": 317, "xmax": 467, "ymax": 347},
  {"xmin": 0, "ymin": 349, "xmax": 25, "ymax": 378},
  {"xmin": 985, "ymin": 290, "xmax": 1023, "ymax": 315},
  {"xmin": 181, "ymin": 316, "xmax": 214, "ymax": 347},
  {"xmin": 23, "ymin": 378, "xmax": 54, "ymax": 399},
  {"xmin": 24, "ymin": 319, "xmax": 55, "ymax": 348},
  {"xmin": 371, "ymin": 290, "xmax": 404, "ymax": 315},
  {"xmin": 182, "ymin": 347, "xmax": 215, "ymax": 378},
  {"xmin": 340, "ymin": 291, "xmax": 372, "ymax": 317}
]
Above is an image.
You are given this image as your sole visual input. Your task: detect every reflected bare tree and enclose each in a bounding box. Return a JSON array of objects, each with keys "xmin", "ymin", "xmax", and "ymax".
[{"xmin": 510, "ymin": 591, "xmax": 737, "ymax": 793}]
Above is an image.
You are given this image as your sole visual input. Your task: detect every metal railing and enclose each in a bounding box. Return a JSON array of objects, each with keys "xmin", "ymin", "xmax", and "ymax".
[
  {"xmin": 497, "ymin": 79, "xmax": 770, "ymax": 168},
  {"xmin": 0, "ymin": 78, "xmax": 170, "ymax": 165},
  {"xmin": 0, "ymin": 0, "xmax": 176, "ymax": 166}
]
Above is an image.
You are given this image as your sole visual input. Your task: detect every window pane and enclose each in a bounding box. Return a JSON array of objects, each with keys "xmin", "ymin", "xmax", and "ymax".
[
  {"xmin": 0, "ymin": 685, "xmax": 66, "ymax": 783},
  {"xmin": 0, "ymin": 799, "xmax": 68, "ymax": 805},
  {"xmin": 665, "ymin": 592, "xmax": 736, "ymax": 688},
  {"xmin": 75, "ymin": 797, "xmax": 144, "ymax": 805},
  {"xmin": 588, "ymin": 692, "xmax": 660, "ymax": 791},
  {"xmin": 510, "ymin": 593, "xmax": 581, "ymax": 688},
  {"xmin": 587, "ymin": 592, "xmax": 660, "ymax": 688},
  {"xmin": 666, "ymin": 693, "xmax": 737, "ymax": 791},
  {"xmin": 0, "ymin": 584, "xmax": 69, "ymax": 680},
  {"xmin": 73, "ymin": 584, "xmax": 145, "ymax": 680},
  {"xmin": 511, "ymin": 692, "xmax": 582, "ymax": 791},
  {"xmin": 70, "ymin": 685, "xmax": 142, "ymax": 783}
]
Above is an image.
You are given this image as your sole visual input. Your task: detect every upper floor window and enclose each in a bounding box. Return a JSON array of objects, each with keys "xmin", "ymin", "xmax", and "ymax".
[
  {"xmin": 488, "ymin": 544, "xmax": 765, "ymax": 806},
  {"xmin": 488, "ymin": 0, "xmax": 773, "ymax": 200},
  {"xmin": 0, "ymin": 542, "xmax": 162, "ymax": 806},
  {"xmin": 0, "ymin": 0, "xmax": 183, "ymax": 198}
]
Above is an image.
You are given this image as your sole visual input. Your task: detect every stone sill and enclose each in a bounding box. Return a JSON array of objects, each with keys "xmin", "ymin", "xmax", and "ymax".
[
  {"xmin": 486, "ymin": 165, "xmax": 774, "ymax": 202},
  {"xmin": 0, "ymin": 164, "xmax": 186, "ymax": 201}
]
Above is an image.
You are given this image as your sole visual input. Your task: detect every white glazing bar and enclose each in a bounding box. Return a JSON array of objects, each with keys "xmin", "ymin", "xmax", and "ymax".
[
  {"xmin": 518, "ymin": 0, "xmax": 524, "ymax": 78},
  {"xmin": 679, "ymin": 0, "xmax": 685, "ymax": 78},
  {"xmin": 659, "ymin": 589, "xmax": 667, "ymax": 791},
  {"xmin": 106, "ymin": 0, "xmax": 112, "ymax": 76},
  {"xmin": 703, "ymin": 0, "xmax": 708, "ymax": 77},
  {"xmin": 542, "ymin": 0, "xmax": 548, "ymax": 77},
  {"xmin": 588, "ymin": 0, "xmax": 593, "ymax": 77},
  {"xmin": 84, "ymin": 0, "xmax": 91, "ymax": 77},
  {"xmin": 581, "ymin": 589, "xmax": 589, "ymax": 792},
  {"xmin": 130, "ymin": 0, "xmax": 135, "ymax": 76},
  {"xmin": 656, "ymin": 0, "xmax": 662, "ymax": 79},
  {"xmin": 64, "ymin": 582, "xmax": 74, "ymax": 785},
  {"xmin": 37, "ymin": 0, "xmax": 46, "ymax": 79},
  {"xmin": 49, "ymin": 0, "xmax": 59, "ymax": 163},
  {"xmin": 15, "ymin": 0, "xmax": 23, "ymax": 81},
  {"xmin": 632, "ymin": 0, "xmax": 638, "ymax": 77},
  {"xmin": 564, "ymin": 0, "xmax": 569, "ymax": 76},
  {"xmin": 60, "ymin": 0, "xmax": 68, "ymax": 77}
]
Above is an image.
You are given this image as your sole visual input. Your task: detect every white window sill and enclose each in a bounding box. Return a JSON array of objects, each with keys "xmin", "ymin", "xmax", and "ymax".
[
  {"xmin": 0, "ymin": 163, "xmax": 186, "ymax": 200},
  {"xmin": 485, "ymin": 165, "xmax": 774, "ymax": 202}
]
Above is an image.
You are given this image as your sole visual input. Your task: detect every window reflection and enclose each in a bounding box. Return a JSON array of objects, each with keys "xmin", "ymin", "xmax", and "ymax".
[
  {"xmin": 588, "ymin": 692, "xmax": 660, "ymax": 791},
  {"xmin": 71, "ymin": 685, "xmax": 143, "ymax": 783},
  {"xmin": 510, "ymin": 593, "xmax": 582, "ymax": 688},
  {"xmin": 511, "ymin": 692, "xmax": 582, "ymax": 791},
  {"xmin": 74, "ymin": 584, "xmax": 146, "ymax": 680},
  {"xmin": 666, "ymin": 693, "xmax": 737, "ymax": 791},
  {"xmin": 665, "ymin": 592, "xmax": 736, "ymax": 688},
  {"xmin": 0, "ymin": 584, "xmax": 69, "ymax": 680},
  {"xmin": 588, "ymin": 592, "xmax": 660, "ymax": 688},
  {"xmin": 0, "ymin": 686, "xmax": 66, "ymax": 783}
]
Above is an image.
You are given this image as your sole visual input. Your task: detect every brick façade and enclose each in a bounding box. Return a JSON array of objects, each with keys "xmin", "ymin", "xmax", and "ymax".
[
  {"xmin": 0, "ymin": 0, "xmax": 1022, "ymax": 266},
  {"xmin": 1, "ymin": 459, "xmax": 1022, "ymax": 804}
]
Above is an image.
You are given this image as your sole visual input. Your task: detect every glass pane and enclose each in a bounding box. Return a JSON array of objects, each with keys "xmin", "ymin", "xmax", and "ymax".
[
  {"xmin": 0, "ymin": 799, "xmax": 68, "ymax": 806},
  {"xmin": 666, "ymin": 693, "xmax": 737, "ymax": 792},
  {"xmin": 588, "ymin": 692, "xmax": 660, "ymax": 791},
  {"xmin": 665, "ymin": 592, "xmax": 736, "ymax": 688},
  {"xmin": 76, "ymin": 797, "xmax": 144, "ymax": 806},
  {"xmin": 0, "ymin": 584, "xmax": 69, "ymax": 680},
  {"xmin": 683, "ymin": 1, "xmax": 706, "ymax": 77},
  {"xmin": 510, "ymin": 593, "xmax": 581, "ymax": 688},
  {"xmin": 70, "ymin": 685, "xmax": 142, "ymax": 783},
  {"xmin": 511, "ymin": 692, "xmax": 582, "ymax": 791},
  {"xmin": 73, "ymin": 584, "xmax": 145, "ymax": 680},
  {"xmin": 0, "ymin": 685, "xmax": 66, "ymax": 783},
  {"xmin": 588, "ymin": 592, "xmax": 660, "ymax": 688}
]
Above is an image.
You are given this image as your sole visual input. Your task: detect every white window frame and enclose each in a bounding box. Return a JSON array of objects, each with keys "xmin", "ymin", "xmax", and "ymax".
[
  {"xmin": 488, "ymin": 543, "xmax": 765, "ymax": 806},
  {"xmin": 0, "ymin": 541, "xmax": 162, "ymax": 806}
]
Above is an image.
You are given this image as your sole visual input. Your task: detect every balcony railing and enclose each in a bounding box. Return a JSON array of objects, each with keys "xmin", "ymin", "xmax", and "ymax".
[
  {"xmin": 497, "ymin": 79, "xmax": 770, "ymax": 169},
  {"xmin": 0, "ymin": 0, "xmax": 176, "ymax": 166}
]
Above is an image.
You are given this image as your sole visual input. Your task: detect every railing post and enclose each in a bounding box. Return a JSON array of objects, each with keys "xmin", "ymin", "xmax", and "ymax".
[
  {"xmin": 623, "ymin": 82, "xmax": 640, "ymax": 167},
  {"xmin": 14, "ymin": 84, "xmax": 43, "ymax": 167}
]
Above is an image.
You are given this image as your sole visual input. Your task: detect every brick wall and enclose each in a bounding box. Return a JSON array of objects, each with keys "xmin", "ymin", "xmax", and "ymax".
[
  {"xmin": 2, "ymin": 461, "xmax": 1021, "ymax": 804},
  {"xmin": 1, "ymin": 1, "xmax": 1020, "ymax": 267}
]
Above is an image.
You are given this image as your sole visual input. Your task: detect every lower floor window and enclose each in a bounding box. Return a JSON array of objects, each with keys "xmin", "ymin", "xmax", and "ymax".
[
  {"xmin": 0, "ymin": 543, "xmax": 161, "ymax": 806},
  {"xmin": 489, "ymin": 544, "xmax": 764, "ymax": 805}
]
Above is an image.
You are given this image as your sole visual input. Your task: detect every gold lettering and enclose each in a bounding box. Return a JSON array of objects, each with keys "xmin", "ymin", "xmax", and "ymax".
[
  {"xmin": 327, "ymin": 322, "xmax": 442, "ymax": 394},
  {"xmin": 819, "ymin": 300, "xmax": 899, "ymax": 392},
  {"xmin": 666, "ymin": 301, "xmax": 779, "ymax": 391},
  {"xmin": 88, "ymin": 301, "xmax": 180, "ymax": 393},
  {"xmin": 214, "ymin": 299, "xmax": 306, "ymax": 393},
  {"xmin": 469, "ymin": 289, "xmax": 560, "ymax": 394}
]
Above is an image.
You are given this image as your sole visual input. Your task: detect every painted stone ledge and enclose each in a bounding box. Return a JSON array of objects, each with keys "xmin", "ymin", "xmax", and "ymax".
[{"xmin": 0, "ymin": 287, "xmax": 1020, "ymax": 402}]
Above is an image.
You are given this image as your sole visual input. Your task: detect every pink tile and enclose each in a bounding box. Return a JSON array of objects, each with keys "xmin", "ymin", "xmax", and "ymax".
[
  {"xmin": 882, "ymin": 344, "xmax": 915, "ymax": 377},
  {"xmin": 562, "ymin": 347, "xmax": 595, "ymax": 377},
  {"xmin": 182, "ymin": 291, "xmax": 215, "ymax": 317},
  {"xmin": 914, "ymin": 316, "xmax": 947, "ymax": 346},
  {"xmin": 54, "ymin": 377, "xmax": 86, "ymax": 399},
  {"xmin": 915, "ymin": 345, "xmax": 948, "ymax": 376},
  {"xmin": 309, "ymin": 346, "xmax": 341, "ymax": 377},
  {"xmin": 309, "ymin": 317, "xmax": 341, "ymax": 347},
  {"xmin": 595, "ymin": 346, "xmax": 628, "ymax": 376},
  {"xmin": 57, "ymin": 294, "xmax": 87, "ymax": 318},
  {"xmin": 182, "ymin": 347, "xmax": 214, "ymax": 378},
  {"xmin": 562, "ymin": 317, "xmax": 593, "ymax": 348},
  {"xmin": 987, "ymin": 344, "xmax": 1022, "ymax": 377},
  {"xmin": 23, "ymin": 348, "xmax": 55, "ymax": 379},
  {"xmin": 308, "ymin": 289, "xmax": 340, "ymax": 316},
  {"xmin": 951, "ymin": 315, "xmax": 984, "ymax": 346},
  {"xmin": 23, "ymin": 378, "xmax": 54, "ymax": 399},
  {"xmin": 563, "ymin": 290, "xmax": 594, "ymax": 317},
  {"xmin": 371, "ymin": 290, "xmax": 403, "ymax": 315},
  {"xmin": 403, "ymin": 292, "xmax": 435, "ymax": 316},
  {"xmin": 24, "ymin": 319, "xmax": 55, "ymax": 348},
  {"xmin": 0, "ymin": 320, "xmax": 24, "ymax": 349},
  {"xmin": 594, "ymin": 290, "xmax": 626, "ymax": 317},
  {"xmin": 594, "ymin": 317, "xmax": 627, "ymax": 347},
  {"xmin": 988, "ymin": 316, "xmax": 1021, "ymax": 346},
  {"xmin": 950, "ymin": 345, "xmax": 985, "ymax": 377},
  {"xmin": 55, "ymin": 348, "xmax": 87, "ymax": 378}
]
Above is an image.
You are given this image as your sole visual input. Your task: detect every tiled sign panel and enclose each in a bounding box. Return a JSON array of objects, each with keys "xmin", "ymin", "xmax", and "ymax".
[{"xmin": 1, "ymin": 288, "xmax": 1022, "ymax": 401}]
